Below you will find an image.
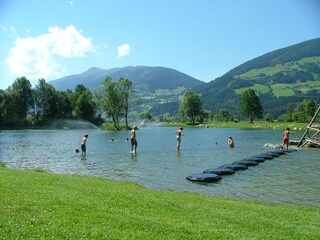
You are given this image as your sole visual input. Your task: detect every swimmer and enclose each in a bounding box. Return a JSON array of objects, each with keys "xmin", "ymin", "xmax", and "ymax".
[{"xmin": 228, "ymin": 136, "xmax": 234, "ymax": 148}]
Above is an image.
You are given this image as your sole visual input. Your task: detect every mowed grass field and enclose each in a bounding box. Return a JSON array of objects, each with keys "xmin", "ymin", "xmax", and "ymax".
[{"xmin": 1, "ymin": 165, "xmax": 319, "ymax": 239}]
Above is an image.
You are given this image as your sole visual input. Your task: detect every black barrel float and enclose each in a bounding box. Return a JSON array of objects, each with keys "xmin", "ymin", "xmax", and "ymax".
[
  {"xmin": 286, "ymin": 148, "xmax": 298, "ymax": 153},
  {"xmin": 232, "ymin": 160, "xmax": 258, "ymax": 166},
  {"xmin": 271, "ymin": 150, "xmax": 287, "ymax": 155},
  {"xmin": 264, "ymin": 152, "xmax": 281, "ymax": 157},
  {"xmin": 244, "ymin": 157, "xmax": 265, "ymax": 163},
  {"xmin": 252, "ymin": 154, "xmax": 273, "ymax": 160},
  {"xmin": 218, "ymin": 164, "xmax": 248, "ymax": 171},
  {"xmin": 186, "ymin": 173, "xmax": 222, "ymax": 182},
  {"xmin": 203, "ymin": 168, "xmax": 235, "ymax": 175}
]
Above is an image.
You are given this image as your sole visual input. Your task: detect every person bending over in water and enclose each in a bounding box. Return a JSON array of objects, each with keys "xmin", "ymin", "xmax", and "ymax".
[
  {"xmin": 228, "ymin": 136, "xmax": 234, "ymax": 148},
  {"xmin": 130, "ymin": 126, "xmax": 138, "ymax": 152},
  {"xmin": 175, "ymin": 127, "xmax": 184, "ymax": 150},
  {"xmin": 281, "ymin": 127, "xmax": 294, "ymax": 151},
  {"xmin": 81, "ymin": 134, "xmax": 88, "ymax": 157}
]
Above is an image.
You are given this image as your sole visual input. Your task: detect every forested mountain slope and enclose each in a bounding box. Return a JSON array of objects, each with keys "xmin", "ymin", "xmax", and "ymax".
[
  {"xmin": 195, "ymin": 38, "xmax": 320, "ymax": 116},
  {"xmin": 50, "ymin": 66, "xmax": 203, "ymax": 92}
]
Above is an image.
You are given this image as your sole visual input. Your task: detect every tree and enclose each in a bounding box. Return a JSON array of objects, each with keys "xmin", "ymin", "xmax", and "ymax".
[
  {"xmin": 284, "ymin": 103, "xmax": 295, "ymax": 122},
  {"xmin": 118, "ymin": 78, "xmax": 133, "ymax": 129},
  {"xmin": 240, "ymin": 89, "xmax": 263, "ymax": 123},
  {"xmin": 56, "ymin": 90, "xmax": 73, "ymax": 119},
  {"xmin": 219, "ymin": 108, "xmax": 232, "ymax": 122},
  {"xmin": 34, "ymin": 79, "xmax": 59, "ymax": 123},
  {"xmin": 96, "ymin": 77, "xmax": 133, "ymax": 129},
  {"xmin": 293, "ymin": 99, "xmax": 317, "ymax": 122},
  {"xmin": 179, "ymin": 90, "xmax": 202, "ymax": 124},
  {"xmin": 73, "ymin": 84, "xmax": 96, "ymax": 121},
  {"xmin": 140, "ymin": 111, "xmax": 153, "ymax": 121},
  {"xmin": 98, "ymin": 77, "xmax": 124, "ymax": 130},
  {"xmin": 2, "ymin": 77, "xmax": 33, "ymax": 126},
  {"xmin": 74, "ymin": 89, "xmax": 95, "ymax": 121}
]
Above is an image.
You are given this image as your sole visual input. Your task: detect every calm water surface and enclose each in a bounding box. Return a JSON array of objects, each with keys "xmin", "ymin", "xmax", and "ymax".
[{"xmin": 1, "ymin": 127, "xmax": 319, "ymax": 207}]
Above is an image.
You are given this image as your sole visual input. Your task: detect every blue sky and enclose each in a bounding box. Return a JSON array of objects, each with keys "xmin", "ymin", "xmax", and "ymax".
[{"xmin": 1, "ymin": 0, "xmax": 320, "ymax": 89}]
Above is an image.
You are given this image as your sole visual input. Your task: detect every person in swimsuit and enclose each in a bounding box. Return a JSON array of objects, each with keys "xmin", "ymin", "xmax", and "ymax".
[
  {"xmin": 130, "ymin": 126, "xmax": 138, "ymax": 152},
  {"xmin": 281, "ymin": 127, "xmax": 293, "ymax": 151},
  {"xmin": 81, "ymin": 134, "xmax": 88, "ymax": 157},
  {"xmin": 175, "ymin": 127, "xmax": 184, "ymax": 150}
]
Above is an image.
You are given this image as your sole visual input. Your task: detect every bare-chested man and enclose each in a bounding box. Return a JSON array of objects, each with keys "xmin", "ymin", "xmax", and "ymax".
[
  {"xmin": 130, "ymin": 126, "xmax": 138, "ymax": 152},
  {"xmin": 81, "ymin": 134, "xmax": 88, "ymax": 157},
  {"xmin": 175, "ymin": 127, "xmax": 184, "ymax": 150}
]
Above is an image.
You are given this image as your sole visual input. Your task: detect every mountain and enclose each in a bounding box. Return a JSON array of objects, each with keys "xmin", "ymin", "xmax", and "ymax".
[
  {"xmin": 194, "ymin": 38, "xmax": 320, "ymax": 116},
  {"xmin": 49, "ymin": 66, "xmax": 203, "ymax": 92},
  {"xmin": 49, "ymin": 39, "xmax": 320, "ymax": 118},
  {"xmin": 49, "ymin": 66, "xmax": 204, "ymax": 117}
]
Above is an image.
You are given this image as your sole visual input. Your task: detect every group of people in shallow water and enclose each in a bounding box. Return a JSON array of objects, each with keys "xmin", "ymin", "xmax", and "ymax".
[{"xmin": 75, "ymin": 127, "xmax": 294, "ymax": 157}]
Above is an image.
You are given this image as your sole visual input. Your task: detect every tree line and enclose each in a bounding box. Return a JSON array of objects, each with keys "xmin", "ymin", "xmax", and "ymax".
[
  {"xmin": 0, "ymin": 76, "xmax": 133, "ymax": 129},
  {"xmin": 0, "ymin": 76, "xmax": 318, "ymax": 129}
]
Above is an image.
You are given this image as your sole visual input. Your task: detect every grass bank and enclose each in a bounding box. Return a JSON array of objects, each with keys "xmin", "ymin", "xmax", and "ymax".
[
  {"xmin": 1, "ymin": 165, "xmax": 319, "ymax": 239},
  {"xmin": 162, "ymin": 121, "xmax": 308, "ymax": 130},
  {"xmin": 102, "ymin": 121, "xmax": 308, "ymax": 131}
]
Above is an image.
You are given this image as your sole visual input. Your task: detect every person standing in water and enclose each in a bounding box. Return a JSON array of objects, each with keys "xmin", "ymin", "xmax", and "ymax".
[
  {"xmin": 175, "ymin": 127, "xmax": 184, "ymax": 150},
  {"xmin": 281, "ymin": 127, "xmax": 294, "ymax": 151},
  {"xmin": 228, "ymin": 136, "xmax": 234, "ymax": 148},
  {"xmin": 130, "ymin": 126, "xmax": 138, "ymax": 152},
  {"xmin": 81, "ymin": 134, "xmax": 88, "ymax": 157}
]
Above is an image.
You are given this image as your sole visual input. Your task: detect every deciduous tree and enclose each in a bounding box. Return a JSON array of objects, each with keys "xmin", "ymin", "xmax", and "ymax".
[
  {"xmin": 179, "ymin": 90, "xmax": 202, "ymax": 124},
  {"xmin": 240, "ymin": 89, "xmax": 263, "ymax": 123}
]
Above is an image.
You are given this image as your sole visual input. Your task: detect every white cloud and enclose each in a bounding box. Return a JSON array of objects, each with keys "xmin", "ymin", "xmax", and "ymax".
[
  {"xmin": 6, "ymin": 25, "xmax": 93, "ymax": 80},
  {"xmin": 117, "ymin": 44, "xmax": 130, "ymax": 57}
]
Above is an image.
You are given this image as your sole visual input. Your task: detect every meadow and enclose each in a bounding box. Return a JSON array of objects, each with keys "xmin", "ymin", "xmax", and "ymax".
[{"xmin": 1, "ymin": 164, "xmax": 319, "ymax": 239}]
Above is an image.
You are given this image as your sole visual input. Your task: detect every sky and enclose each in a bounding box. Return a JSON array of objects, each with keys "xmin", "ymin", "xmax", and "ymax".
[{"xmin": 1, "ymin": 0, "xmax": 320, "ymax": 90}]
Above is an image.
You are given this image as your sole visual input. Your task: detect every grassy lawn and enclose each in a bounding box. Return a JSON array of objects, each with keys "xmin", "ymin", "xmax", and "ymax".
[{"xmin": 1, "ymin": 165, "xmax": 319, "ymax": 239}]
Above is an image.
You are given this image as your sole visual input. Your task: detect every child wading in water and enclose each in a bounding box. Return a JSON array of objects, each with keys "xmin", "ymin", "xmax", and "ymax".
[
  {"xmin": 175, "ymin": 127, "xmax": 184, "ymax": 151},
  {"xmin": 81, "ymin": 134, "xmax": 88, "ymax": 157},
  {"xmin": 130, "ymin": 126, "xmax": 138, "ymax": 152},
  {"xmin": 280, "ymin": 127, "xmax": 294, "ymax": 151}
]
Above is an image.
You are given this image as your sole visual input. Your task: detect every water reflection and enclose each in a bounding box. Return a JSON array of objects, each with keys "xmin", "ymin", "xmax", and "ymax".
[{"xmin": 0, "ymin": 127, "xmax": 319, "ymax": 207}]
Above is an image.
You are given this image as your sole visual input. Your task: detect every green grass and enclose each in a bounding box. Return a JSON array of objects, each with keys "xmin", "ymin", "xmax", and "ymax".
[
  {"xmin": 271, "ymin": 81, "xmax": 320, "ymax": 97},
  {"xmin": 162, "ymin": 121, "xmax": 308, "ymax": 130},
  {"xmin": 237, "ymin": 56, "xmax": 320, "ymax": 79},
  {"xmin": 235, "ymin": 84, "xmax": 270, "ymax": 95},
  {"xmin": 1, "ymin": 165, "xmax": 319, "ymax": 239},
  {"xmin": 271, "ymin": 84, "xmax": 296, "ymax": 97},
  {"xmin": 237, "ymin": 64, "xmax": 283, "ymax": 79}
]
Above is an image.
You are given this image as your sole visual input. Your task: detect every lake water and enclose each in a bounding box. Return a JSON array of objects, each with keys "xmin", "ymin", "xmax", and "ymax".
[{"xmin": 1, "ymin": 126, "xmax": 319, "ymax": 207}]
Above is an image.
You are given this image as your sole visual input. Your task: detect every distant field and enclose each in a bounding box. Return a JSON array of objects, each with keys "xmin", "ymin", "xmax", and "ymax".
[
  {"xmin": 271, "ymin": 81, "xmax": 320, "ymax": 97},
  {"xmin": 237, "ymin": 56, "xmax": 320, "ymax": 79},
  {"xmin": 235, "ymin": 81, "xmax": 320, "ymax": 97},
  {"xmin": 235, "ymin": 84, "xmax": 270, "ymax": 95}
]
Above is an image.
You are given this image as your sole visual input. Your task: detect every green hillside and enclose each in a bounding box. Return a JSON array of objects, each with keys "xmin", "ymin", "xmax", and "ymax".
[
  {"xmin": 50, "ymin": 66, "xmax": 204, "ymax": 117},
  {"xmin": 195, "ymin": 38, "xmax": 320, "ymax": 116},
  {"xmin": 50, "ymin": 66, "xmax": 203, "ymax": 92}
]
